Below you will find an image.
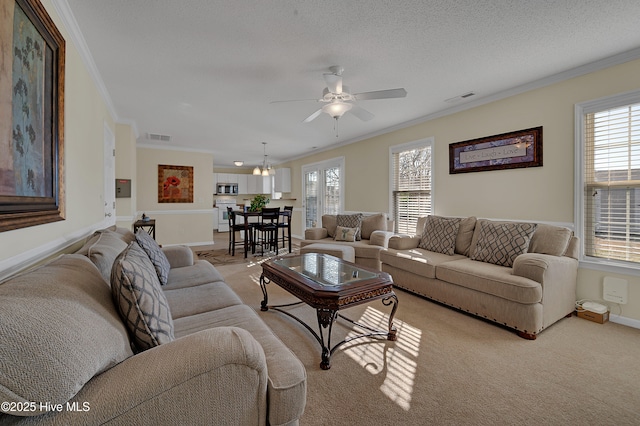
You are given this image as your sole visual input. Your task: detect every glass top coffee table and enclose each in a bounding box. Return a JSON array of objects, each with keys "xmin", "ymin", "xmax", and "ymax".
[{"xmin": 260, "ymin": 253, "xmax": 398, "ymax": 370}]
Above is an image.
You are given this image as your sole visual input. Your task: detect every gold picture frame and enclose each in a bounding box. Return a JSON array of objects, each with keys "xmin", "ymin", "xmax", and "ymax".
[{"xmin": 0, "ymin": 0, "xmax": 65, "ymax": 232}]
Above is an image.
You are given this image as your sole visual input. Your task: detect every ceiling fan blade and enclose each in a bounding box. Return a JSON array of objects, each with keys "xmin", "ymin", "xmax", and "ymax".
[
  {"xmin": 270, "ymin": 98, "xmax": 319, "ymax": 104},
  {"xmin": 323, "ymin": 73, "xmax": 343, "ymax": 94},
  {"xmin": 353, "ymin": 88, "xmax": 407, "ymax": 100},
  {"xmin": 302, "ymin": 108, "xmax": 323, "ymax": 123},
  {"xmin": 349, "ymin": 104, "xmax": 375, "ymax": 121}
]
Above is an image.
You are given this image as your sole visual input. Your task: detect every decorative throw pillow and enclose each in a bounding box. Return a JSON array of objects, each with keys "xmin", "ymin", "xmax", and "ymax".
[
  {"xmin": 471, "ymin": 221, "xmax": 537, "ymax": 267},
  {"xmin": 112, "ymin": 242, "xmax": 175, "ymax": 351},
  {"xmin": 334, "ymin": 226, "xmax": 358, "ymax": 242},
  {"xmin": 135, "ymin": 229, "xmax": 170, "ymax": 285},
  {"xmin": 418, "ymin": 215, "xmax": 461, "ymax": 255},
  {"xmin": 337, "ymin": 214, "xmax": 363, "ymax": 240},
  {"xmin": 86, "ymin": 231, "xmax": 128, "ymax": 283}
]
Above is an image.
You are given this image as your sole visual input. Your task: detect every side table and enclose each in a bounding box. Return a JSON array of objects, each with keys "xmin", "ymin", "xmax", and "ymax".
[{"xmin": 133, "ymin": 219, "xmax": 156, "ymax": 240}]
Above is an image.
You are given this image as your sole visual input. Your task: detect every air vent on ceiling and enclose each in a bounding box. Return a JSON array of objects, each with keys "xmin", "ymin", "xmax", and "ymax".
[
  {"xmin": 445, "ymin": 91, "xmax": 476, "ymax": 103},
  {"xmin": 146, "ymin": 133, "xmax": 172, "ymax": 142}
]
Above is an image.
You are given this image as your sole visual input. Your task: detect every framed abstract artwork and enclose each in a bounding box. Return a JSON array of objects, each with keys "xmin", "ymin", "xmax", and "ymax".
[
  {"xmin": 158, "ymin": 165, "xmax": 194, "ymax": 203},
  {"xmin": 449, "ymin": 127, "xmax": 543, "ymax": 174},
  {"xmin": 0, "ymin": 0, "xmax": 65, "ymax": 232}
]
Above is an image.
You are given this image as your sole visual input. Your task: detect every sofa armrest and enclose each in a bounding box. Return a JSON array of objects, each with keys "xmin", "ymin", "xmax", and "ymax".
[
  {"xmin": 388, "ymin": 234, "xmax": 420, "ymax": 250},
  {"xmin": 34, "ymin": 327, "xmax": 269, "ymax": 425},
  {"xmin": 513, "ymin": 253, "xmax": 579, "ymax": 323},
  {"xmin": 512, "ymin": 253, "xmax": 577, "ymax": 285},
  {"xmin": 305, "ymin": 227, "xmax": 328, "ymax": 240},
  {"xmin": 370, "ymin": 230, "xmax": 395, "ymax": 248},
  {"xmin": 162, "ymin": 245, "xmax": 195, "ymax": 268}
]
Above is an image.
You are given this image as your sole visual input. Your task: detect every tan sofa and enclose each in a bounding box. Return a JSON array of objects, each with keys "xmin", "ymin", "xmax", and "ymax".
[
  {"xmin": 380, "ymin": 216, "xmax": 579, "ymax": 339},
  {"xmin": 0, "ymin": 227, "xmax": 306, "ymax": 425},
  {"xmin": 301, "ymin": 213, "xmax": 395, "ymax": 269}
]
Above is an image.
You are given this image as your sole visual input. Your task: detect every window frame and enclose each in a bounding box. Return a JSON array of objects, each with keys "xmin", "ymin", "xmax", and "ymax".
[
  {"xmin": 574, "ymin": 89, "xmax": 640, "ymax": 276},
  {"xmin": 389, "ymin": 137, "xmax": 435, "ymax": 234}
]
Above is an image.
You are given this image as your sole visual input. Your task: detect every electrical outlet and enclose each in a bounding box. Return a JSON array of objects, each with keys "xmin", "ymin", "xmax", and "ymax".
[{"xmin": 603, "ymin": 277, "xmax": 628, "ymax": 304}]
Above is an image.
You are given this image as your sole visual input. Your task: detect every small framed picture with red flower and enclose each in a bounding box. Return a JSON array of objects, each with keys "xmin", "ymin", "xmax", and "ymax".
[{"xmin": 158, "ymin": 164, "xmax": 193, "ymax": 203}]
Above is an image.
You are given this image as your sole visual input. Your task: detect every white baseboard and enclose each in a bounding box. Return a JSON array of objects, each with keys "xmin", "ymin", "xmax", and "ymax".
[{"xmin": 610, "ymin": 314, "xmax": 640, "ymax": 330}]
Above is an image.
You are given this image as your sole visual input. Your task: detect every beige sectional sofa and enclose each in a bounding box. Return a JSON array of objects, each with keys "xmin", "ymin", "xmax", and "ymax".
[
  {"xmin": 301, "ymin": 213, "xmax": 395, "ymax": 269},
  {"xmin": 0, "ymin": 227, "xmax": 306, "ymax": 425},
  {"xmin": 380, "ymin": 216, "xmax": 579, "ymax": 339}
]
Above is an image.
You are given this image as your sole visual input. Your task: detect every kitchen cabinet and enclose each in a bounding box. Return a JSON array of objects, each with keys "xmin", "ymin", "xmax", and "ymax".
[
  {"xmin": 237, "ymin": 174, "xmax": 249, "ymax": 194},
  {"xmin": 274, "ymin": 168, "xmax": 291, "ymax": 192},
  {"xmin": 247, "ymin": 175, "xmax": 271, "ymax": 194}
]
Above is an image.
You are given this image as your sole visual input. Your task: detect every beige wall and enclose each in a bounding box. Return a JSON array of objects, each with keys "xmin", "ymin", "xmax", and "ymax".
[
  {"xmin": 0, "ymin": 0, "xmax": 115, "ymax": 274},
  {"xmin": 136, "ymin": 147, "xmax": 214, "ymax": 246},
  {"xmin": 283, "ymin": 58, "xmax": 640, "ymax": 324}
]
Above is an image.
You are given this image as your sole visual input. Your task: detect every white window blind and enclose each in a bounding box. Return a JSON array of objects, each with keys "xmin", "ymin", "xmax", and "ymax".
[
  {"xmin": 583, "ymin": 101, "xmax": 640, "ymax": 265},
  {"xmin": 391, "ymin": 141, "xmax": 432, "ymax": 234}
]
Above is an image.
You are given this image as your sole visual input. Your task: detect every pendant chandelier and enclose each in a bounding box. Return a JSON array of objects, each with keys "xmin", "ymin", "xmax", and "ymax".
[{"xmin": 253, "ymin": 142, "xmax": 275, "ymax": 176}]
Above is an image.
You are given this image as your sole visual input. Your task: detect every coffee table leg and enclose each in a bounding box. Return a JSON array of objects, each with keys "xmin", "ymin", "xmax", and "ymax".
[
  {"xmin": 260, "ymin": 274, "xmax": 269, "ymax": 311},
  {"xmin": 383, "ymin": 293, "xmax": 398, "ymax": 341},
  {"xmin": 317, "ymin": 309, "xmax": 338, "ymax": 370}
]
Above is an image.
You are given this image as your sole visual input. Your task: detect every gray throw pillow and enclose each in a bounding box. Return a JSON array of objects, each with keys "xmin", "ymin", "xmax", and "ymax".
[
  {"xmin": 471, "ymin": 221, "xmax": 537, "ymax": 267},
  {"xmin": 135, "ymin": 229, "xmax": 170, "ymax": 285},
  {"xmin": 112, "ymin": 242, "xmax": 175, "ymax": 351},
  {"xmin": 337, "ymin": 214, "xmax": 363, "ymax": 241},
  {"xmin": 419, "ymin": 215, "xmax": 461, "ymax": 255}
]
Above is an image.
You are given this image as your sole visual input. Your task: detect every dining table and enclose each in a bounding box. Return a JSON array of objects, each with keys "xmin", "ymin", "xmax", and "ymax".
[{"xmin": 234, "ymin": 209, "xmax": 292, "ymax": 257}]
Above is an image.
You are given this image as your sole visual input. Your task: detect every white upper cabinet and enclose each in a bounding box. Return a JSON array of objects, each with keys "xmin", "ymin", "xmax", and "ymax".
[{"xmin": 274, "ymin": 168, "xmax": 291, "ymax": 193}]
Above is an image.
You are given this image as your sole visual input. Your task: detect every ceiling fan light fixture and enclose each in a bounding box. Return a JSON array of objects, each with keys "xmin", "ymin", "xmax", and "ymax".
[{"xmin": 322, "ymin": 101, "xmax": 352, "ymax": 119}]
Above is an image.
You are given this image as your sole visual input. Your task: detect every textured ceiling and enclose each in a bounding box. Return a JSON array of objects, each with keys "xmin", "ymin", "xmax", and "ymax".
[{"xmin": 60, "ymin": 0, "xmax": 640, "ymax": 168}]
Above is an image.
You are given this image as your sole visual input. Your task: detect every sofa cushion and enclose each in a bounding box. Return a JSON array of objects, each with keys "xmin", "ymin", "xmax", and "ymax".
[
  {"xmin": 135, "ymin": 229, "xmax": 171, "ymax": 285},
  {"xmin": 528, "ymin": 224, "xmax": 572, "ymax": 256},
  {"xmin": 0, "ymin": 255, "xmax": 133, "ymax": 415},
  {"xmin": 337, "ymin": 213, "xmax": 363, "ymax": 240},
  {"xmin": 112, "ymin": 242, "xmax": 175, "ymax": 351},
  {"xmin": 163, "ymin": 260, "xmax": 226, "ymax": 289},
  {"xmin": 335, "ymin": 225, "xmax": 358, "ymax": 242},
  {"xmin": 455, "ymin": 216, "xmax": 477, "ymax": 256},
  {"xmin": 419, "ymin": 215, "xmax": 461, "ymax": 255},
  {"xmin": 164, "ymin": 281, "xmax": 243, "ymax": 319},
  {"xmin": 361, "ymin": 213, "xmax": 387, "ymax": 239},
  {"xmin": 380, "ymin": 248, "xmax": 466, "ymax": 279},
  {"xmin": 86, "ymin": 230, "xmax": 129, "ymax": 283},
  {"xmin": 322, "ymin": 214, "xmax": 338, "ymax": 238},
  {"xmin": 470, "ymin": 220, "xmax": 537, "ymax": 267},
  {"xmin": 436, "ymin": 258, "xmax": 543, "ymax": 304}
]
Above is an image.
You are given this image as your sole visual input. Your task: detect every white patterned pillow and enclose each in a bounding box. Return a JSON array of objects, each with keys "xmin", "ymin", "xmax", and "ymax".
[
  {"xmin": 112, "ymin": 242, "xmax": 175, "ymax": 351},
  {"xmin": 337, "ymin": 214, "xmax": 363, "ymax": 240},
  {"xmin": 135, "ymin": 229, "xmax": 170, "ymax": 285},
  {"xmin": 334, "ymin": 226, "xmax": 358, "ymax": 242},
  {"xmin": 471, "ymin": 221, "xmax": 537, "ymax": 267},
  {"xmin": 418, "ymin": 215, "xmax": 461, "ymax": 255}
]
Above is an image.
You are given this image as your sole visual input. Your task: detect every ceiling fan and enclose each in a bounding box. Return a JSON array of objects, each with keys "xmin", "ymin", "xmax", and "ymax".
[{"xmin": 272, "ymin": 66, "xmax": 407, "ymax": 135}]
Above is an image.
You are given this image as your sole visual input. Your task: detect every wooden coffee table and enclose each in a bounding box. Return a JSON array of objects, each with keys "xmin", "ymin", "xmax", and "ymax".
[{"xmin": 260, "ymin": 253, "xmax": 398, "ymax": 370}]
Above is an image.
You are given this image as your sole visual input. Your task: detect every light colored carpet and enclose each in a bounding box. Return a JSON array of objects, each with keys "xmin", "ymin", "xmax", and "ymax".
[{"xmin": 214, "ymin": 260, "xmax": 640, "ymax": 425}]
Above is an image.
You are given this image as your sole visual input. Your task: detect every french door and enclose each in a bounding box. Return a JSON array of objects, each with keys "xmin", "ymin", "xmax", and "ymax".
[{"xmin": 302, "ymin": 158, "xmax": 344, "ymax": 229}]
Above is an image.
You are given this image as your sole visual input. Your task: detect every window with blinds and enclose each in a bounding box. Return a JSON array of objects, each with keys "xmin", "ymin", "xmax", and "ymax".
[
  {"xmin": 582, "ymin": 98, "xmax": 640, "ymax": 266},
  {"xmin": 391, "ymin": 140, "xmax": 433, "ymax": 234}
]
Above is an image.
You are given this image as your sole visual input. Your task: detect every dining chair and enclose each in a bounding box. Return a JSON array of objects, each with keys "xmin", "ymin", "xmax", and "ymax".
[
  {"xmin": 227, "ymin": 207, "xmax": 248, "ymax": 256},
  {"xmin": 253, "ymin": 207, "xmax": 280, "ymax": 256},
  {"xmin": 278, "ymin": 206, "xmax": 293, "ymax": 253}
]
